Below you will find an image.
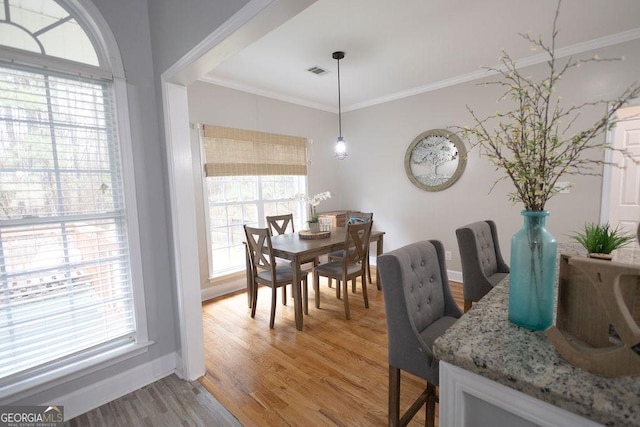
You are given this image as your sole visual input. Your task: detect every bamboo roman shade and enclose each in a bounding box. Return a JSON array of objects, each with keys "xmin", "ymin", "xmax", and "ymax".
[{"xmin": 203, "ymin": 125, "xmax": 308, "ymax": 176}]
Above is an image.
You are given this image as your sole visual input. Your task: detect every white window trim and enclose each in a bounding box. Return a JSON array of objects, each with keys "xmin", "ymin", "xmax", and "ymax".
[
  {"xmin": 0, "ymin": 0, "xmax": 149, "ymax": 399},
  {"xmin": 203, "ymin": 175, "xmax": 307, "ymax": 278}
]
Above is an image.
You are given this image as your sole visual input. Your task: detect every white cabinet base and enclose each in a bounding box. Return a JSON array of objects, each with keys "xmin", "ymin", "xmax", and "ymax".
[{"xmin": 439, "ymin": 362, "xmax": 601, "ymax": 427}]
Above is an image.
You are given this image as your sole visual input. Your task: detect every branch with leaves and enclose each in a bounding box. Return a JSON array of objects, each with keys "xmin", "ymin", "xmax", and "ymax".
[{"xmin": 459, "ymin": 0, "xmax": 639, "ymax": 211}]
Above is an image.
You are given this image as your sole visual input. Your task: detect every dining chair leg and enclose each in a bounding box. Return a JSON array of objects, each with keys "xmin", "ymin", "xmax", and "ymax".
[
  {"xmin": 245, "ymin": 244, "xmax": 253, "ymax": 308},
  {"xmin": 314, "ymin": 271, "xmax": 321, "ymax": 309},
  {"xmin": 362, "ymin": 274, "xmax": 369, "ymax": 309},
  {"xmin": 282, "ymin": 285, "xmax": 287, "ymax": 305},
  {"xmin": 336, "ymin": 280, "xmax": 341, "ymax": 299},
  {"xmin": 352, "ymin": 278, "xmax": 357, "ymax": 293},
  {"xmin": 342, "ymin": 278, "xmax": 350, "ymax": 319},
  {"xmin": 464, "ymin": 300, "xmax": 472, "ymax": 313},
  {"xmin": 250, "ymin": 277, "xmax": 259, "ymax": 319},
  {"xmin": 248, "ymin": 275, "xmax": 254, "ymax": 309},
  {"xmin": 367, "ymin": 259, "xmax": 372, "ymax": 285},
  {"xmin": 389, "ymin": 365, "xmax": 400, "ymax": 427},
  {"xmin": 270, "ymin": 287, "xmax": 277, "ymax": 329},
  {"xmin": 426, "ymin": 383, "xmax": 436, "ymax": 427},
  {"xmin": 328, "ymin": 278, "xmax": 332, "ymax": 288},
  {"xmin": 302, "ymin": 277, "xmax": 309, "ymax": 315}
]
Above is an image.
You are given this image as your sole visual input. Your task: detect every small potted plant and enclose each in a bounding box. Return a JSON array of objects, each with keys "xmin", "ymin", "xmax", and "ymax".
[
  {"xmin": 571, "ymin": 223, "xmax": 634, "ymax": 260},
  {"xmin": 307, "ymin": 215, "xmax": 321, "ymax": 233}
]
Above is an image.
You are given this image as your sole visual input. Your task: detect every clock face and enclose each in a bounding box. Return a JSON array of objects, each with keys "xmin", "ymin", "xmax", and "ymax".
[{"xmin": 404, "ymin": 129, "xmax": 466, "ymax": 191}]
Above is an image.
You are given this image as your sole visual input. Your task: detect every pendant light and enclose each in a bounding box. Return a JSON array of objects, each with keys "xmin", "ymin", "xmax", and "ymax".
[{"xmin": 333, "ymin": 51, "xmax": 347, "ymax": 159}]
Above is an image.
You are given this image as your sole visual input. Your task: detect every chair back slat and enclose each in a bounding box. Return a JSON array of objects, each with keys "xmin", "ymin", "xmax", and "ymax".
[
  {"xmin": 266, "ymin": 214, "xmax": 294, "ymax": 235},
  {"xmin": 344, "ymin": 221, "xmax": 373, "ymax": 267},
  {"xmin": 244, "ymin": 225, "xmax": 274, "ymax": 272}
]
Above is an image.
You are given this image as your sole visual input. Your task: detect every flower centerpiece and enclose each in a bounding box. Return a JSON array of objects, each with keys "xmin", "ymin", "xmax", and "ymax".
[
  {"xmin": 293, "ymin": 191, "xmax": 331, "ymax": 232},
  {"xmin": 459, "ymin": 0, "xmax": 639, "ymax": 330}
]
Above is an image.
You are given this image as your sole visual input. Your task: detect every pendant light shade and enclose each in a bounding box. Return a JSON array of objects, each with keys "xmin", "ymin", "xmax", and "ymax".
[{"xmin": 333, "ymin": 51, "xmax": 348, "ymax": 160}]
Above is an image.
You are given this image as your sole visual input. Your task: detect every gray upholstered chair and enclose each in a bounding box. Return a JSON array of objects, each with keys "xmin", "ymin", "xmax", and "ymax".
[
  {"xmin": 456, "ymin": 220, "xmax": 509, "ymax": 312},
  {"xmin": 378, "ymin": 240, "xmax": 462, "ymax": 427}
]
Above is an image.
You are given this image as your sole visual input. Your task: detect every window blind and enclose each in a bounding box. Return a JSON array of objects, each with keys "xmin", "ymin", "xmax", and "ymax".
[
  {"xmin": 202, "ymin": 125, "xmax": 308, "ymax": 177},
  {"xmin": 0, "ymin": 63, "xmax": 135, "ymax": 380}
]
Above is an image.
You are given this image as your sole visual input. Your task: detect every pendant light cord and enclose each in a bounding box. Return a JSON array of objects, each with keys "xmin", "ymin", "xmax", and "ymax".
[{"xmin": 337, "ymin": 56, "xmax": 342, "ymax": 138}]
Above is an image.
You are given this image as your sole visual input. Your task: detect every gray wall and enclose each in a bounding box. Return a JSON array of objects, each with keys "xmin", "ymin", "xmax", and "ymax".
[{"xmin": 146, "ymin": 0, "xmax": 252, "ymax": 75}]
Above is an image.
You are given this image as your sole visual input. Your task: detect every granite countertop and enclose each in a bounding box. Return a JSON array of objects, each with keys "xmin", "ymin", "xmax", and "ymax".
[{"xmin": 433, "ymin": 277, "xmax": 640, "ymax": 427}]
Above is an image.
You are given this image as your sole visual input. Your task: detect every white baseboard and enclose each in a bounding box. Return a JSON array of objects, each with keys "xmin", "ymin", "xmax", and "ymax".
[
  {"xmin": 448, "ymin": 270, "xmax": 463, "ymax": 283},
  {"xmin": 201, "ymin": 282, "xmax": 245, "ymax": 301},
  {"xmin": 201, "ymin": 270, "xmax": 464, "ymax": 302},
  {"xmin": 43, "ymin": 352, "xmax": 177, "ymax": 420}
]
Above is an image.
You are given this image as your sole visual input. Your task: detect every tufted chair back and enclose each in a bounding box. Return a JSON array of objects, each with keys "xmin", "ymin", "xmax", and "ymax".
[
  {"xmin": 378, "ymin": 240, "xmax": 462, "ymax": 426},
  {"xmin": 468, "ymin": 221, "xmax": 498, "ymax": 276},
  {"xmin": 402, "ymin": 245, "xmax": 445, "ymax": 335},
  {"xmin": 456, "ymin": 220, "xmax": 509, "ymax": 311}
]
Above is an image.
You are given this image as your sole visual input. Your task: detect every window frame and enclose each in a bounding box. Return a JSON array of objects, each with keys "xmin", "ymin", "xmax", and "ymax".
[
  {"xmin": 0, "ymin": 0, "xmax": 149, "ymax": 400},
  {"xmin": 203, "ymin": 174, "xmax": 307, "ymax": 278}
]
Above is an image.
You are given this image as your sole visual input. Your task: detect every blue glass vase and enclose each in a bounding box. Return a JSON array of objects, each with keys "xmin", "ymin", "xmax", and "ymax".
[{"xmin": 508, "ymin": 211, "xmax": 557, "ymax": 330}]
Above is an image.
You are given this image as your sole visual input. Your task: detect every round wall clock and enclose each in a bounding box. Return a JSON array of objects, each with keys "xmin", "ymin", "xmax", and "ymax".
[{"xmin": 404, "ymin": 129, "xmax": 467, "ymax": 191}]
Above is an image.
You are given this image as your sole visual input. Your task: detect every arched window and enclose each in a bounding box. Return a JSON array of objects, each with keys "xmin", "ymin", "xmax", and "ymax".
[{"xmin": 0, "ymin": 0, "xmax": 147, "ymax": 395}]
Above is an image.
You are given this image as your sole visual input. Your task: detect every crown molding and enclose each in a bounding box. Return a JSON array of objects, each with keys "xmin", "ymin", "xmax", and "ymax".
[
  {"xmin": 347, "ymin": 27, "xmax": 640, "ymax": 112},
  {"xmin": 200, "ymin": 27, "xmax": 640, "ymax": 113},
  {"xmin": 199, "ymin": 74, "xmax": 336, "ymax": 113}
]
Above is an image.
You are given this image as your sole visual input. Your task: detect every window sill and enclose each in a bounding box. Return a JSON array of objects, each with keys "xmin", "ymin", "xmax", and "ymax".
[{"xmin": 0, "ymin": 339, "xmax": 154, "ymax": 403}]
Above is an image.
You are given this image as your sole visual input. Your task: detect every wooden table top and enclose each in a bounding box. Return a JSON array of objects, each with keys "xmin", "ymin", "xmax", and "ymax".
[{"xmin": 269, "ymin": 227, "xmax": 384, "ymax": 260}]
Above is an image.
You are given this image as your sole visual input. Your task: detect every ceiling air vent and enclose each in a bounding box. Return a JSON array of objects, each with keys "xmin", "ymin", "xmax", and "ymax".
[{"xmin": 307, "ymin": 66, "xmax": 329, "ymax": 76}]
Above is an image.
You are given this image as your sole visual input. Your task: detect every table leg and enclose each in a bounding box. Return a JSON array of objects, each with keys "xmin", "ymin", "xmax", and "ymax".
[
  {"xmin": 292, "ymin": 256, "xmax": 303, "ymax": 330},
  {"xmin": 375, "ymin": 235, "xmax": 384, "ymax": 290}
]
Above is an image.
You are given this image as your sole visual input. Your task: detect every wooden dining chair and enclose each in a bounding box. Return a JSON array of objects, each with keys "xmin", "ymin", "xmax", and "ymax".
[
  {"xmin": 313, "ymin": 220, "xmax": 373, "ymax": 319},
  {"xmin": 267, "ymin": 214, "xmax": 317, "ymax": 314},
  {"xmin": 328, "ymin": 211, "xmax": 374, "ymax": 290},
  {"xmin": 244, "ymin": 225, "xmax": 309, "ymax": 328},
  {"xmin": 266, "ymin": 214, "xmax": 295, "ymax": 305},
  {"xmin": 266, "ymin": 213, "xmax": 317, "ymax": 309}
]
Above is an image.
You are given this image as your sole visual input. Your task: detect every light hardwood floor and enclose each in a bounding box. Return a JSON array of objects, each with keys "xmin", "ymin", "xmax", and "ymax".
[{"xmin": 200, "ymin": 271, "xmax": 464, "ymax": 426}]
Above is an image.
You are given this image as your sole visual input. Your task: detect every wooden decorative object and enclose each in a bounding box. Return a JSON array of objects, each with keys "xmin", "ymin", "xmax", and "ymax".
[
  {"xmin": 317, "ymin": 211, "xmax": 347, "ymax": 227},
  {"xmin": 546, "ymin": 255, "xmax": 640, "ymax": 377},
  {"xmin": 299, "ymin": 230, "xmax": 331, "ymax": 240}
]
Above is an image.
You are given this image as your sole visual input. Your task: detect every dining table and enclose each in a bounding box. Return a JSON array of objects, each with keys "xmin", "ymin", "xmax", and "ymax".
[{"xmin": 245, "ymin": 226, "xmax": 385, "ymax": 331}]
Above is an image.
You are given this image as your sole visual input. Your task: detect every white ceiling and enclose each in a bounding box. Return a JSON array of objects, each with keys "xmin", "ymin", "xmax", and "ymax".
[{"xmin": 201, "ymin": 0, "xmax": 640, "ymax": 113}]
